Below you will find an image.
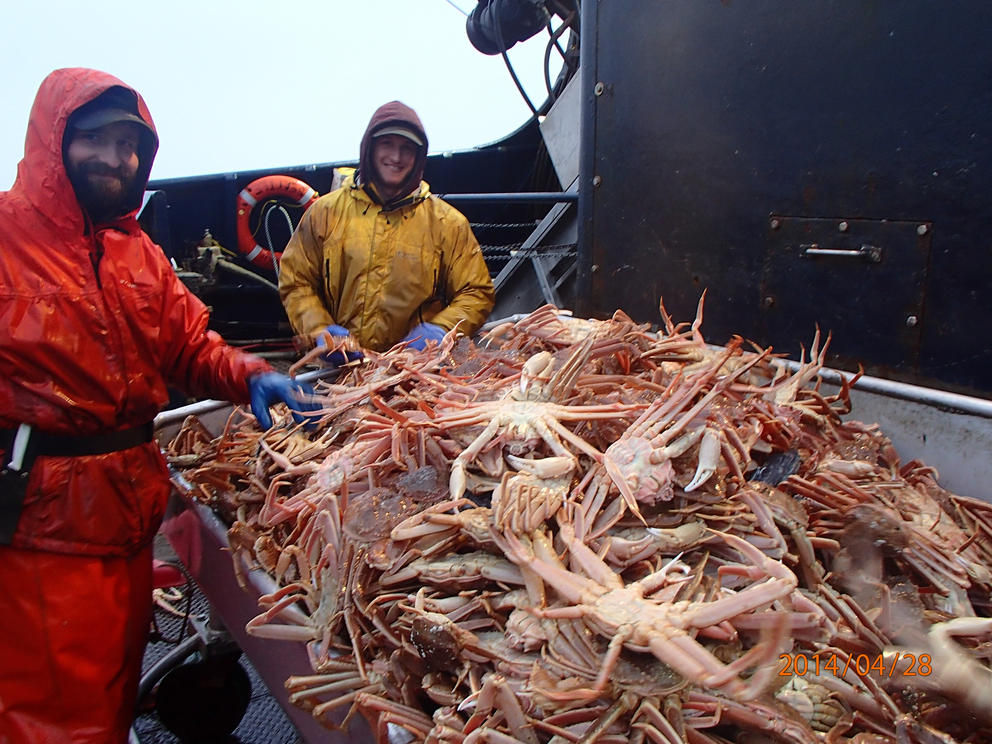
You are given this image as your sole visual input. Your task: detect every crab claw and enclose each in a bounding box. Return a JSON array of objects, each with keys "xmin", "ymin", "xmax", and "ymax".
[
  {"xmin": 450, "ymin": 459, "xmax": 468, "ymax": 500},
  {"xmin": 602, "ymin": 452, "xmax": 647, "ymax": 525},
  {"xmin": 519, "ymin": 351, "xmax": 554, "ymax": 397},
  {"xmin": 506, "ymin": 454, "xmax": 575, "ymax": 478},
  {"xmin": 684, "ymin": 427, "xmax": 721, "ymax": 492}
]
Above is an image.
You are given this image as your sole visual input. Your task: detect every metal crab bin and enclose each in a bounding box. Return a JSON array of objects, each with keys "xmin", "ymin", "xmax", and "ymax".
[
  {"xmin": 813, "ymin": 367, "xmax": 992, "ymax": 504},
  {"xmin": 151, "ymin": 359, "xmax": 992, "ymax": 744},
  {"xmin": 155, "ymin": 398, "xmax": 374, "ymax": 744}
]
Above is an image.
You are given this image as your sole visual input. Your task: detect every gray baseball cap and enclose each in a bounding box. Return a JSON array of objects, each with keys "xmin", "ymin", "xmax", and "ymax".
[
  {"xmin": 70, "ymin": 87, "xmax": 155, "ymax": 139},
  {"xmin": 373, "ymin": 125, "xmax": 424, "ymax": 147}
]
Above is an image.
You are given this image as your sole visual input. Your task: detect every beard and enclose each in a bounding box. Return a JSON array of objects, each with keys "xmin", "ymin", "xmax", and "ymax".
[{"xmin": 67, "ymin": 161, "xmax": 137, "ymax": 224}]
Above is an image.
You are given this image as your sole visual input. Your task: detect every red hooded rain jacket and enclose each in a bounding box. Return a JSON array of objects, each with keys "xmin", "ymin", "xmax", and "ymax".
[{"xmin": 0, "ymin": 67, "xmax": 271, "ymax": 556}]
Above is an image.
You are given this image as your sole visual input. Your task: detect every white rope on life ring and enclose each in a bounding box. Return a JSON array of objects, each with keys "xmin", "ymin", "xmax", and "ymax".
[{"xmin": 235, "ymin": 175, "xmax": 318, "ymax": 270}]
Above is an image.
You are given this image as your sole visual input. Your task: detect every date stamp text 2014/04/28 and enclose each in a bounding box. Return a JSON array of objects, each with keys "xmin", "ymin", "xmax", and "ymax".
[{"xmin": 778, "ymin": 653, "xmax": 932, "ymax": 678}]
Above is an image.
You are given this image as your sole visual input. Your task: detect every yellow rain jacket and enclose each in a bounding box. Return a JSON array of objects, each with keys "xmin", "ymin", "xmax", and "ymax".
[{"xmin": 278, "ymin": 170, "xmax": 495, "ymax": 351}]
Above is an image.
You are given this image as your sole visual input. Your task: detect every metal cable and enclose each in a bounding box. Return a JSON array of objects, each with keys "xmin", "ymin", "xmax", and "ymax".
[
  {"xmin": 441, "ymin": 0, "xmax": 469, "ymax": 15},
  {"xmin": 495, "ymin": 0, "xmax": 541, "ymax": 117},
  {"xmin": 481, "ymin": 241, "xmax": 576, "ymax": 253},
  {"xmin": 482, "ymin": 242, "xmax": 577, "ymax": 261},
  {"xmin": 471, "ymin": 221, "xmax": 540, "ymax": 230},
  {"xmin": 488, "ymin": 251, "xmax": 577, "ymax": 260},
  {"xmin": 544, "ymin": 12, "xmax": 576, "ymax": 100}
]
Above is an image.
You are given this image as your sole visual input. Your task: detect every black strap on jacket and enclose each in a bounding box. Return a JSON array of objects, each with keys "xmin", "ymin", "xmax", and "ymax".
[{"xmin": 0, "ymin": 422, "xmax": 154, "ymax": 545}]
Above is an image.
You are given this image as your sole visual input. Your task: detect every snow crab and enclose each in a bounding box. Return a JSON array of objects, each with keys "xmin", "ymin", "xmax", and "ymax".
[
  {"xmin": 495, "ymin": 521, "xmax": 798, "ymax": 702},
  {"xmin": 600, "ymin": 339, "xmax": 770, "ymax": 520},
  {"xmin": 433, "ymin": 336, "xmax": 644, "ymax": 498}
]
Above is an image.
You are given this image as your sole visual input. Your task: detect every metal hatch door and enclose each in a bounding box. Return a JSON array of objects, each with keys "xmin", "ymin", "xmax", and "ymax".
[{"xmin": 758, "ymin": 216, "xmax": 931, "ymax": 374}]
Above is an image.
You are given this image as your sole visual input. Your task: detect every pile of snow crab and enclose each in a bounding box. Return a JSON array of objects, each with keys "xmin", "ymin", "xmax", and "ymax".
[{"xmin": 167, "ymin": 298, "xmax": 992, "ymax": 744}]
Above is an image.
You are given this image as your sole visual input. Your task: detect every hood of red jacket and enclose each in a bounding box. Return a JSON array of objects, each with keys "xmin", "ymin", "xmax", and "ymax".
[{"xmin": 10, "ymin": 67, "xmax": 159, "ymax": 235}]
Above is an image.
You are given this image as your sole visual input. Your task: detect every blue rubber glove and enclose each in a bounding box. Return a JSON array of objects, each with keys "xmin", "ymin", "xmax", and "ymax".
[
  {"xmin": 248, "ymin": 372, "xmax": 319, "ymax": 430},
  {"xmin": 315, "ymin": 324, "xmax": 363, "ymax": 366},
  {"xmin": 400, "ymin": 322, "xmax": 447, "ymax": 351}
]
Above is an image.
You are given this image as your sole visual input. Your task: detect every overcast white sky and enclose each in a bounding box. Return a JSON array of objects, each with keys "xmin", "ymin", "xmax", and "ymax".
[{"xmin": 1, "ymin": 0, "xmax": 562, "ymax": 187}]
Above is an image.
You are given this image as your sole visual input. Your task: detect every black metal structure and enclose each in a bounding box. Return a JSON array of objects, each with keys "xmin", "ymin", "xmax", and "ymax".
[{"xmin": 576, "ymin": 1, "xmax": 992, "ymax": 398}]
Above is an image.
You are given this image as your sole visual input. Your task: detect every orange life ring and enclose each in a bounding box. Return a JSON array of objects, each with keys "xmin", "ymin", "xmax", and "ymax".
[{"xmin": 235, "ymin": 175, "xmax": 318, "ymax": 270}]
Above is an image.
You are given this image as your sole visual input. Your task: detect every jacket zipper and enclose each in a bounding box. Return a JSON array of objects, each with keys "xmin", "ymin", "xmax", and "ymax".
[
  {"xmin": 361, "ymin": 212, "xmax": 377, "ymax": 338},
  {"xmin": 90, "ymin": 230, "xmax": 130, "ymax": 413},
  {"xmin": 324, "ymin": 257, "xmax": 331, "ymax": 307},
  {"xmin": 418, "ymin": 267, "xmax": 439, "ymax": 325},
  {"xmin": 89, "ymin": 235, "xmax": 104, "ymax": 289}
]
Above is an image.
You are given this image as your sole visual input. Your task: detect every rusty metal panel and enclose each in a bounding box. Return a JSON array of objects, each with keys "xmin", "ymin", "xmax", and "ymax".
[{"xmin": 758, "ymin": 216, "xmax": 931, "ymax": 374}]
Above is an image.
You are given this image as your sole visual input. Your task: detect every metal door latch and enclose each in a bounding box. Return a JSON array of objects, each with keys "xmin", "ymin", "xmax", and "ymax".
[{"xmin": 800, "ymin": 243, "xmax": 883, "ymax": 263}]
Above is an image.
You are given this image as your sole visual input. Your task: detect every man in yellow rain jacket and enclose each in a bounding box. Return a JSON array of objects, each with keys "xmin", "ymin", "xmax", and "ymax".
[{"xmin": 278, "ymin": 101, "xmax": 495, "ymax": 354}]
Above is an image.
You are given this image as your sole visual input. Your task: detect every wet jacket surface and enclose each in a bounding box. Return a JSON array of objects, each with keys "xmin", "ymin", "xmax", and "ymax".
[
  {"xmin": 278, "ymin": 171, "xmax": 496, "ymax": 351},
  {"xmin": 0, "ymin": 68, "xmax": 271, "ymax": 556},
  {"xmin": 279, "ymin": 101, "xmax": 494, "ymax": 352}
]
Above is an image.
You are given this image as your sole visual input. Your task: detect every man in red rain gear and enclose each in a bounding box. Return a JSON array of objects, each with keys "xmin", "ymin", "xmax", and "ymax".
[{"xmin": 0, "ymin": 68, "xmax": 317, "ymax": 743}]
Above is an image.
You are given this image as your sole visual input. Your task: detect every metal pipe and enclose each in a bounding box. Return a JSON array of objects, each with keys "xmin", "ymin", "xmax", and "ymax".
[
  {"xmin": 437, "ymin": 192, "xmax": 578, "ymax": 203},
  {"xmin": 481, "ymin": 314, "xmax": 533, "ymax": 331},
  {"xmin": 575, "ymin": 0, "xmax": 596, "ymax": 316},
  {"xmin": 154, "ymin": 399, "xmax": 237, "ymax": 429},
  {"xmin": 779, "ymin": 360, "xmax": 992, "ymax": 420},
  {"xmin": 215, "ymin": 258, "xmax": 279, "ymax": 292}
]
